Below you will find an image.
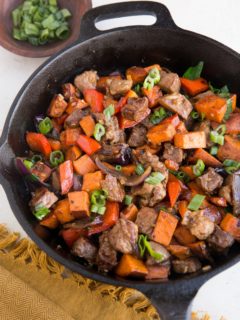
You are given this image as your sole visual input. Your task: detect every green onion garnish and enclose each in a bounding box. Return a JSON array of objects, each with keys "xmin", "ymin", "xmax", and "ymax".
[
  {"xmin": 210, "ymin": 124, "xmax": 226, "ymax": 146},
  {"xmin": 91, "ymin": 190, "xmax": 108, "ymax": 207},
  {"xmin": 145, "ymin": 172, "xmax": 165, "ymax": 185},
  {"xmin": 115, "ymin": 165, "xmax": 122, "ymax": 171},
  {"xmin": 192, "ymin": 159, "xmax": 205, "ymax": 177},
  {"xmin": 23, "ymin": 159, "xmax": 34, "ymax": 170},
  {"xmin": 31, "ymin": 154, "xmax": 43, "ymax": 163},
  {"xmin": 50, "ymin": 150, "xmax": 64, "ymax": 167},
  {"xmin": 182, "ymin": 61, "xmax": 204, "ymax": 80},
  {"xmin": 104, "ymin": 104, "xmax": 115, "ymax": 121},
  {"xmin": 33, "ymin": 206, "xmax": 50, "ymax": 220},
  {"xmin": 135, "ymin": 164, "xmax": 145, "ymax": 176},
  {"xmin": 188, "ymin": 194, "xmax": 205, "ymax": 211},
  {"xmin": 138, "ymin": 235, "xmax": 164, "ymax": 261},
  {"xmin": 143, "ymin": 67, "xmax": 161, "ymax": 90},
  {"xmin": 150, "ymin": 107, "xmax": 169, "ymax": 125},
  {"xmin": 90, "ymin": 204, "xmax": 106, "ymax": 215},
  {"xmin": 124, "ymin": 195, "xmax": 133, "ymax": 205},
  {"xmin": 223, "ymin": 159, "xmax": 240, "ymax": 174},
  {"xmin": 93, "ymin": 123, "xmax": 105, "ymax": 141},
  {"xmin": 38, "ymin": 117, "xmax": 53, "ymax": 134},
  {"xmin": 190, "ymin": 111, "xmax": 200, "ymax": 120},
  {"xmin": 210, "ymin": 146, "xmax": 218, "ymax": 156}
]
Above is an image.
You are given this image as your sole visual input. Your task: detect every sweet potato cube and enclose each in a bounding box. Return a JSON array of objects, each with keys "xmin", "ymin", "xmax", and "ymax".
[
  {"xmin": 40, "ymin": 213, "xmax": 59, "ymax": 229},
  {"xmin": 220, "ymin": 213, "xmax": 240, "ymax": 240},
  {"xmin": 195, "ymin": 94, "xmax": 227, "ymax": 123},
  {"xmin": 122, "ymin": 204, "xmax": 138, "ymax": 221},
  {"xmin": 174, "ymin": 131, "xmax": 206, "ymax": 149},
  {"xmin": 82, "ymin": 171, "xmax": 104, "ymax": 192},
  {"xmin": 174, "ymin": 225, "xmax": 196, "ymax": 245},
  {"xmin": 145, "ymin": 265, "xmax": 170, "ymax": 280},
  {"xmin": 151, "ymin": 211, "xmax": 178, "ymax": 246},
  {"xmin": 73, "ymin": 154, "xmax": 98, "ymax": 175},
  {"xmin": 68, "ymin": 191, "xmax": 90, "ymax": 218},
  {"xmin": 79, "ymin": 115, "xmax": 95, "ymax": 137},
  {"xmin": 53, "ymin": 199, "xmax": 74, "ymax": 224},
  {"xmin": 65, "ymin": 146, "xmax": 82, "ymax": 161},
  {"xmin": 147, "ymin": 123, "xmax": 176, "ymax": 145},
  {"xmin": 115, "ymin": 254, "xmax": 148, "ymax": 278}
]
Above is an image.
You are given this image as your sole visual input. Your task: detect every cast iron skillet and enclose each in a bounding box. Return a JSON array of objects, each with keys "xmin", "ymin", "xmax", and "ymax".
[{"xmin": 0, "ymin": 2, "xmax": 240, "ymax": 319}]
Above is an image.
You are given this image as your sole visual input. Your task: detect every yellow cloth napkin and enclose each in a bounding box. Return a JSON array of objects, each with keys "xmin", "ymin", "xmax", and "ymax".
[{"xmin": 0, "ymin": 225, "xmax": 158, "ymax": 320}]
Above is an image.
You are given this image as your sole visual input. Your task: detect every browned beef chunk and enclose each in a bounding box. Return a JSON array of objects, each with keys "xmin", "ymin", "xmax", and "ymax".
[
  {"xmin": 30, "ymin": 162, "xmax": 51, "ymax": 182},
  {"xmin": 172, "ymin": 257, "xmax": 202, "ymax": 274},
  {"xmin": 62, "ymin": 83, "xmax": 78, "ymax": 101},
  {"xmin": 162, "ymin": 143, "xmax": 183, "ymax": 163},
  {"xmin": 159, "ymin": 71, "xmax": 181, "ymax": 93},
  {"xmin": 72, "ymin": 237, "xmax": 97, "ymax": 263},
  {"xmin": 146, "ymin": 241, "xmax": 170, "ymax": 265},
  {"xmin": 105, "ymin": 116, "xmax": 125, "ymax": 144},
  {"xmin": 98, "ymin": 143, "xmax": 131, "ymax": 166},
  {"xmin": 193, "ymin": 90, "xmax": 214, "ymax": 102},
  {"xmin": 196, "ymin": 168, "xmax": 223, "ymax": 193},
  {"xmin": 159, "ymin": 93, "xmax": 193, "ymax": 120},
  {"xmin": 64, "ymin": 109, "xmax": 89, "ymax": 128},
  {"xmin": 128, "ymin": 125, "xmax": 147, "ymax": 147},
  {"xmin": 149, "ymin": 183, "xmax": 167, "ymax": 206},
  {"xmin": 51, "ymin": 170, "xmax": 61, "ymax": 192},
  {"xmin": 47, "ymin": 94, "xmax": 68, "ymax": 118},
  {"xmin": 121, "ymin": 97, "xmax": 150, "ymax": 122},
  {"xmin": 29, "ymin": 187, "xmax": 58, "ymax": 211},
  {"xmin": 182, "ymin": 211, "xmax": 215, "ymax": 240},
  {"xmin": 101, "ymin": 174, "xmax": 125, "ymax": 202},
  {"xmin": 132, "ymin": 181, "xmax": 166, "ymax": 207},
  {"xmin": 96, "ymin": 232, "xmax": 118, "ymax": 272},
  {"xmin": 108, "ymin": 78, "xmax": 132, "ymax": 96},
  {"xmin": 135, "ymin": 207, "xmax": 158, "ymax": 236},
  {"xmin": 229, "ymin": 171, "xmax": 240, "ymax": 215},
  {"xmin": 207, "ymin": 225, "xmax": 234, "ymax": 253},
  {"xmin": 74, "ymin": 70, "xmax": 98, "ymax": 92},
  {"xmin": 219, "ymin": 185, "xmax": 232, "ymax": 204},
  {"xmin": 194, "ymin": 120, "xmax": 212, "ymax": 147},
  {"xmin": 108, "ymin": 218, "xmax": 138, "ymax": 254}
]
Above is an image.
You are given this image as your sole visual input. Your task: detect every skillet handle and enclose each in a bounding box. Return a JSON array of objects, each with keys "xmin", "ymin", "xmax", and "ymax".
[{"xmin": 79, "ymin": 1, "xmax": 177, "ymax": 41}]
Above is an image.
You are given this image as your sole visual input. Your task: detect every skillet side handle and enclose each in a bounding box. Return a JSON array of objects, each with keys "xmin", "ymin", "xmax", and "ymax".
[
  {"xmin": 79, "ymin": 1, "xmax": 178, "ymax": 41},
  {"xmin": 142, "ymin": 283, "xmax": 198, "ymax": 320}
]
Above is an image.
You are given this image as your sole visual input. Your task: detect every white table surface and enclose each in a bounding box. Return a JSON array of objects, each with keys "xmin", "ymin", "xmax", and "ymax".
[{"xmin": 0, "ymin": 0, "xmax": 240, "ymax": 319}]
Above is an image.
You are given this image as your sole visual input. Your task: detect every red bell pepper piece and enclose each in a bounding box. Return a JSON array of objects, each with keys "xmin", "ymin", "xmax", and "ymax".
[
  {"xmin": 76, "ymin": 135, "xmax": 102, "ymax": 155},
  {"xmin": 83, "ymin": 89, "xmax": 104, "ymax": 112},
  {"xmin": 26, "ymin": 132, "xmax": 52, "ymax": 158},
  {"xmin": 61, "ymin": 228, "xmax": 87, "ymax": 247},
  {"xmin": 59, "ymin": 160, "xmax": 73, "ymax": 195},
  {"xmin": 167, "ymin": 180, "xmax": 182, "ymax": 208},
  {"xmin": 161, "ymin": 114, "xmax": 180, "ymax": 128},
  {"xmin": 88, "ymin": 201, "xmax": 119, "ymax": 235},
  {"xmin": 115, "ymin": 95, "xmax": 128, "ymax": 114}
]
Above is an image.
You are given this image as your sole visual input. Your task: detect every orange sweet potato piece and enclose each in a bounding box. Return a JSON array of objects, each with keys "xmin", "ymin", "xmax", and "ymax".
[
  {"xmin": 174, "ymin": 131, "xmax": 206, "ymax": 149},
  {"xmin": 136, "ymin": 144, "xmax": 161, "ymax": 155},
  {"xmin": 195, "ymin": 94, "xmax": 227, "ymax": 123},
  {"xmin": 174, "ymin": 225, "xmax": 196, "ymax": 245},
  {"xmin": 180, "ymin": 77, "xmax": 209, "ymax": 96},
  {"xmin": 225, "ymin": 113, "xmax": 240, "ymax": 134},
  {"xmin": 230, "ymin": 94, "xmax": 237, "ymax": 111},
  {"xmin": 40, "ymin": 213, "xmax": 59, "ymax": 229},
  {"xmin": 126, "ymin": 66, "xmax": 148, "ymax": 85},
  {"xmin": 144, "ymin": 64, "xmax": 161, "ymax": 72},
  {"xmin": 115, "ymin": 254, "xmax": 148, "ymax": 278},
  {"xmin": 122, "ymin": 204, "xmax": 138, "ymax": 221},
  {"xmin": 82, "ymin": 171, "xmax": 104, "ymax": 192},
  {"xmin": 26, "ymin": 132, "xmax": 52, "ymax": 158},
  {"xmin": 47, "ymin": 94, "xmax": 68, "ymax": 118},
  {"xmin": 53, "ymin": 199, "xmax": 74, "ymax": 224},
  {"xmin": 142, "ymin": 86, "xmax": 162, "ymax": 108},
  {"xmin": 151, "ymin": 211, "xmax": 178, "ymax": 246},
  {"xmin": 79, "ymin": 115, "xmax": 95, "ymax": 137},
  {"xmin": 73, "ymin": 154, "xmax": 97, "ymax": 175},
  {"xmin": 165, "ymin": 159, "xmax": 179, "ymax": 171},
  {"xmin": 68, "ymin": 191, "xmax": 90, "ymax": 218},
  {"xmin": 66, "ymin": 97, "xmax": 88, "ymax": 114},
  {"xmin": 97, "ymin": 75, "xmax": 122, "ymax": 92},
  {"xmin": 188, "ymin": 241, "xmax": 210, "ymax": 260},
  {"xmin": 145, "ymin": 265, "xmax": 170, "ymax": 280},
  {"xmin": 147, "ymin": 123, "xmax": 176, "ymax": 145},
  {"xmin": 217, "ymin": 135, "xmax": 240, "ymax": 162},
  {"xmin": 167, "ymin": 244, "xmax": 192, "ymax": 260},
  {"xmin": 65, "ymin": 128, "xmax": 81, "ymax": 147},
  {"xmin": 121, "ymin": 164, "xmax": 136, "ymax": 176},
  {"xmin": 180, "ymin": 166, "xmax": 195, "ymax": 180},
  {"xmin": 209, "ymin": 197, "xmax": 227, "ymax": 207},
  {"xmin": 178, "ymin": 200, "xmax": 188, "ymax": 218},
  {"xmin": 161, "ymin": 114, "xmax": 180, "ymax": 128},
  {"xmin": 188, "ymin": 148, "xmax": 222, "ymax": 167},
  {"xmin": 65, "ymin": 145, "xmax": 82, "ymax": 161},
  {"xmin": 48, "ymin": 139, "xmax": 61, "ymax": 151},
  {"xmin": 176, "ymin": 121, "xmax": 188, "ymax": 133},
  {"xmin": 220, "ymin": 213, "xmax": 240, "ymax": 240},
  {"xmin": 168, "ymin": 180, "xmax": 181, "ymax": 208}
]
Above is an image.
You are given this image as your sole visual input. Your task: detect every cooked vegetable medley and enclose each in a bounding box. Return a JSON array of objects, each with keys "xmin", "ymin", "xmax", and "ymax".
[
  {"xmin": 17, "ymin": 61, "xmax": 240, "ymax": 280},
  {"xmin": 12, "ymin": 0, "xmax": 71, "ymax": 46}
]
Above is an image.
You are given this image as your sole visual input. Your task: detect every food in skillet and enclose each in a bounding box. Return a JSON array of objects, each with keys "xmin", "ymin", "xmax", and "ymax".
[{"xmin": 16, "ymin": 61, "xmax": 240, "ymax": 279}]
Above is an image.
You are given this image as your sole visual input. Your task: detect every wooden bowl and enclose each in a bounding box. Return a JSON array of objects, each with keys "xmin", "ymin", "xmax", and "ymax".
[{"xmin": 0, "ymin": 0, "xmax": 92, "ymax": 57}]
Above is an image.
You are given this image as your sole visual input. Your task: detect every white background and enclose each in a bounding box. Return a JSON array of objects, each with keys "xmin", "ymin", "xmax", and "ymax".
[{"xmin": 0, "ymin": 0, "xmax": 240, "ymax": 319}]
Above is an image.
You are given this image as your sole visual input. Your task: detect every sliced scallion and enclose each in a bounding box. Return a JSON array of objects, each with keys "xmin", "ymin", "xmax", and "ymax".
[
  {"xmin": 188, "ymin": 194, "xmax": 205, "ymax": 211},
  {"xmin": 145, "ymin": 172, "xmax": 165, "ymax": 185}
]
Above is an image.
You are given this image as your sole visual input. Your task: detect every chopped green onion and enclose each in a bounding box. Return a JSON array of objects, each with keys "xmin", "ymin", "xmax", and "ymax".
[
  {"xmin": 215, "ymin": 124, "xmax": 226, "ymax": 135},
  {"xmin": 143, "ymin": 67, "xmax": 161, "ymax": 90},
  {"xmin": 210, "ymin": 125, "xmax": 226, "ymax": 146},
  {"xmin": 33, "ymin": 206, "xmax": 50, "ymax": 220},
  {"xmin": 133, "ymin": 83, "xmax": 142, "ymax": 95},
  {"xmin": 55, "ymin": 25, "xmax": 69, "ymax": 39},
  {"xmin": 90, "ymin": 204, "xmax": 106, "ymax": 215},
  {"xmin": 200, "ymin": 113, "xmax": 206, "ymax": 121},
  {"xmin": 49, "ymin": 0, "xmax": 57, "ymax": 6},
  {"xmin": 145, "ymin": 172, "xmax": 165, "ymax": 185},
  {"xmin": 138, "ymin": 235, "xmax": 164, "ymax": 261},
  {"xmin": 223, "ymin": 159, "xmax": 240, "ymax": 174},
  {"xmin": 169, "ymin": 170, "xmax": 190, "ymax": 183},
  {"xmin": 23, "ymin": 159, "xmax": 33, "ymax": 170},
  {"xmin": 50, "ymin": 150, "xmax": 64, "ymax": 167},
  {"xmin": 190, "ymin": 111, "xmax": 200, "ymax": 120},
  {"xmin": 104, "ymin": 104, "xmax": 115, "ymax": 121},
  {"xmin": 224, "ymin": 98, "xmax": 232, "ymax": 121},
  {"xmin": 38, "ymin": 117, "xmax": 53, "ymax": 134},
  {"xmin": 60, "ymin": 8, "xmax": 71, "ymax": 19},
  {"xmin": 209, "ymin": 83, "xmax": 230, "ymax": 98},
  {"xmin": 93, "ymin": 123, "xmax": 105, "ymax": 141},
  {"xmin": 188, "ymin": 194, "xmax": 205, "ymax": 211},
  {"xmin": 193, "ymin": 159, "xmax": 205, "ymax": 177},
  {"xmin": 115, "ymin": 165, "xmax": 122, "ymax": 171},
  {"xmin": 97, "ymin": 206, "xmax": 106, "ymax": 215},
  {"xmin": 31, "ymin": 155, "xmax": 43, "ymax": 163},
  {"xmin": 24, "ymin": 22, "xmax": 40, "ymax": 36},
  {"xmin": 91, "ymin": 190, "xmax": 108, "ymax": 207},
  {"xmin": 210, "ymin": 146, "xmax": 218, "ymax": 156},
  {"xmin": 135, "ymin": 164, "xmax": 145, "ymax": 176},
  {"xmin": 183, "ymin": 61, "xmax": 204, "ymax": 80},
  {"xmin": 150, "ymin": 107, "xmax": 168, "ymax": 125},
  {"xmin": 12, "ymin": 8, "xmax": 22, "ymax": 27},
  {"xmin": 124, "ymin": 195, "xmax": 133, "ymax": 205}
]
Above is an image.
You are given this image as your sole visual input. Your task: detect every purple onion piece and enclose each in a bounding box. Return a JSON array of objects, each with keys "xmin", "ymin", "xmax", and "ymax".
[
  {"xmin": 15, "ymin": 157, "xmax": 31, "ymax": 176},
  {"xmin": 34, "ymin": 114, "xmax": 46, "ymax": 132},
  {"xmin": 72, "ymin": 174, "xmax": 82, "ymax": 191}
]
